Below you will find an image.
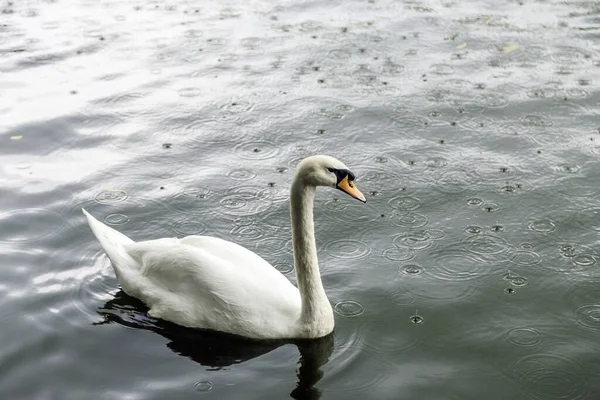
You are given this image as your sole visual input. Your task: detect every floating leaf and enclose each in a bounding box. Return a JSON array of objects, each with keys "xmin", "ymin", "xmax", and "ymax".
[
  {"xmin": 502, "ymin": 43, "xmax": 519, "ymax": 53},
  {"xmin": 456, "ymin": 42, "xmax": 467, "ymax": 49},
  {"xmin": 10, "ymin": 135, "xmax": 23, "ymax": 140}
]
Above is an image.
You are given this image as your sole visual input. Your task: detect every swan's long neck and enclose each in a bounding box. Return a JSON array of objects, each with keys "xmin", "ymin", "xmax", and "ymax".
[{"xmin": 290, "ymin": 178, "xmax": 333, "ymax": 329}]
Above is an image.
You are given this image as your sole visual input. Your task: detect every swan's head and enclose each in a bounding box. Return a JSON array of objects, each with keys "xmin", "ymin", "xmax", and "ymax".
[{"xmin": 296, "ymin": 155, "xmax": 366, "ymax": 203}]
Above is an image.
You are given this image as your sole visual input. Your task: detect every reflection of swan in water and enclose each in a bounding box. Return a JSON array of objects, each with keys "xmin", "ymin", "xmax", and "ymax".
[{"xmin": 95, "ymin": 290, "xmax": 333, "ymax": 399}]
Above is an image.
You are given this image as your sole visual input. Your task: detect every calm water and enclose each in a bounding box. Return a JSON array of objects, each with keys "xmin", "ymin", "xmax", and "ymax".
[{"xmin": 1, "ymin": 0, "xmax": 600, "ymax": 398}]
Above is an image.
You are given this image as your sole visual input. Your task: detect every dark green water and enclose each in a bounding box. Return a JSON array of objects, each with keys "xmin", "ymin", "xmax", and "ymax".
[{"xmin": 1, "ymin": 0, "xmax": 600, "ymax": 398}]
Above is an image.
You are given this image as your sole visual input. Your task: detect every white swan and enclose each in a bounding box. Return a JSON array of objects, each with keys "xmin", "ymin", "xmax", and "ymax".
[{"xmin": 83, "ymin": 155, "xmax": 366, "ymax": 339}]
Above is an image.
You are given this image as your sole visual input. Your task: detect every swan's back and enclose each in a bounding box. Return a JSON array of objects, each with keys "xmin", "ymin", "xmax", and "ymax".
[{"xmin": 125, "ymin": 236, "xmax": 302, "ymax": 337}]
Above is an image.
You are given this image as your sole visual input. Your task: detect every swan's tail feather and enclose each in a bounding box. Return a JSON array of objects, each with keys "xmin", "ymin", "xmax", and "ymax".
[{"xmin": 82, "ymin": 208, "xmax": 135, "ymax": 278}]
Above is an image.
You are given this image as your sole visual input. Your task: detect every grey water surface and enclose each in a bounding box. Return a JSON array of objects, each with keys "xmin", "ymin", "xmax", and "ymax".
[{"xmin": 1, "ymin": 0, "xmax": 600, "ymax": 399}]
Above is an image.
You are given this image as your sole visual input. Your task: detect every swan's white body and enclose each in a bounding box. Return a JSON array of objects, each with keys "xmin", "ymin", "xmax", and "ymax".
[{"xmin": 84, "ymin": 155, "xmax": 365, "ymax": 339}]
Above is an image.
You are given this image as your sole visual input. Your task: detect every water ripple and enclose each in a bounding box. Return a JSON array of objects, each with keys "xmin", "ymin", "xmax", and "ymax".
[
  {"xmin": 388, "ymin": 211, "xmax": 428, "ymax": 228},
  {"xmin": 104, "ymin": 214, "xmax": 130, "ymax": 226},
  {"xmin": 573, "ymin": 305, "xmax": 600, "ymax": 331},
  {"xmin": 226, "ymin": 168, "xmax": 257, "ymax": 181},
  {"xmin": 94, "ymin": 189, "xmax": 129, "ymax": 204},
  {"xmin": 462, "ymin": 235, "xmax": 510, "ymax": 256},
  {"xmin": 164, "ymin": 186, "xmax": 213, "ymax": 216},
  {"xmin": 535, "ymin": 242, "xmax": 598, "ymax": 275},
  {"xmin": 556, "ymin": 177, "xmax": 600, "ymax": 198},
  {"xmin": 565, "ymin": 284, "xmax": 600, "ymax": 332},
  {"xmin": 170, "ymin": 219, "xmax": 207, "ymax": 237},
  {"xmin": 324, "ymin": 340, "xmax": 392, "ymax": 396},
  {"xmin": 392, "ymin": 230, "xmax": 434, "ymax": 250},
  {"xmin": 333, "ymin": 300, "xmax": 365, "ymax": 317},
  {"xmin": 428, "ymin": 250, "xmax": 491, "ymax": 282},
  {"xmin": 193, "ymin": 380, "xmax": 213, "ymax": 392},
  {"xmin": 0, "ymin": 208, "xmax": 67, "ymax": 244},
  {"xmin": 229, "ymin": 224, "xmax": 264, "ymax": 241},
  {"xmin": 233, "ymin": 139, "xmax": 280, "ymax": 160},
  {"xmin": 507, "ymin": 327, "xmax": 542, "ymax": 347},
  {"xmin": 528, "ymin": 219, "xmax": 556, "ymax": 233},
  {"xmin": 325, "ymin": 239, "xmax": 371, "ymax": 260},
  {"xmin": 512, "ymin": 354, "xmax": 589, "ymax": 400},
  {"xmin": 382, "ymin": 247, "xmax": 415, "ymax": 262},
  {"xmin": 572, "ymin": 207, "xmax": 600, "ymax": 233},
  {"xmin": 272, "ymin": 259, "xmax": 294, "ymax": 275},
  {"xmin": 508, "ymin": 251, "xmax": 542, "ymax": 267},
  {"xmin": 388, "ymin": 196, "xmax": 421, "ymax": 211},
  {"xmin": 361, "ymin": 316, "xmax": 422, "ymax": 356},
  {"xmin": 71, "ymin": 248, "xmax": 117, "ymax": 323},
  {"xmin": 218, "ymin": 186, "xmax": 273, "ymax": 216}
]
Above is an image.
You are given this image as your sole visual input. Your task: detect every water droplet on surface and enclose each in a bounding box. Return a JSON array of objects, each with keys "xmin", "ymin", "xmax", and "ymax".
[
  {"xmin": 402, "ymin": 264, "xmax": 422, "ymax": 274},
  {"xmin": 467, "ymin": 198, "xmax": 483, "ymax": 206},
  {"xmin": 425, "ymin": 157, "xmax": 448, "ymax": 168},
  {"xmin": 410, "ymin": 314, "xmax": 424, "ymax": 324},
  {"xmin": 218, "ymin": 99, "xmax": 255, "ymax": 116},
  {"xmin": 509, "ymin": 276, "xmax": 528, "ymax": 287},
  {"xmin": 553, "ymin": 164, "xmax": 580, "ymax": 174},
  {"xmin": 182, "ymin": 187, "xmax": 211, "ymax": 199},
  {"xmin": 220, "ymin": 196, "xmax": 247, "ymax": 210},
  {"xmin": 334, "ymin": 300, "xmax": 365, "ymax": 317},
  {"xmin": 234, "ymin": 139, "xmax": 280, "ymax": 160},
  {"xmin": 504, "ymin": 287, "xmax": 515, "ymax": 295},
  {"xmin": 559, "ymin": 244, "xmax": 576, "ymax": 257},
  {"xmin": 482, "ymin": 203, "xmax": 498, "ymax": 212},
  {"xmin": 465, "ymin": 226, "xmax": 483, "ymax": 234}
]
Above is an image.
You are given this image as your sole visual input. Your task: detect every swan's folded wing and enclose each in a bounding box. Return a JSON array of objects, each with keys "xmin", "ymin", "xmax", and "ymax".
[{"xmin": 122, "ymin": 236, "xmax": 301, "ymax": 335}]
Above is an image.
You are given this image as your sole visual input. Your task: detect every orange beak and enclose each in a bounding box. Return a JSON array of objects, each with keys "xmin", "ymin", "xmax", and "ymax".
[{"xmin": 337, "ymin": 175, "xmax": 366, "ymax": 203}]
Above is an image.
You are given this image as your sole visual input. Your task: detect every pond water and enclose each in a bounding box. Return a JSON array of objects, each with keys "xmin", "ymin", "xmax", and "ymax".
[{"xmin": 1, "ymin": 0, "xmax": 600, "ymax": 399}]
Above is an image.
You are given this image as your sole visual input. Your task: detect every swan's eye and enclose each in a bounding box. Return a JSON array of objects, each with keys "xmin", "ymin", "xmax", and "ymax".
[{"xmin": 328, "ymin": 167, "xmax": 356, "ymax": 184}]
